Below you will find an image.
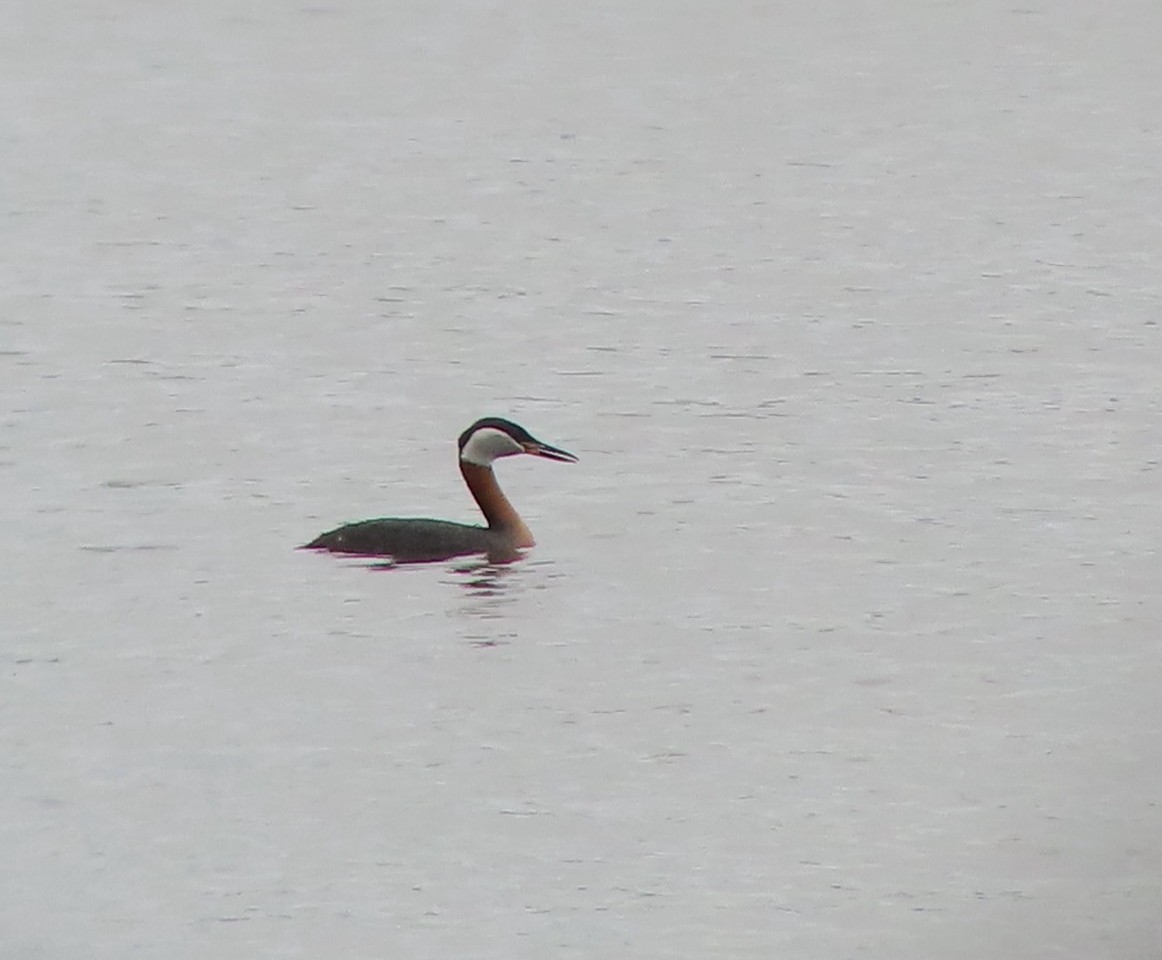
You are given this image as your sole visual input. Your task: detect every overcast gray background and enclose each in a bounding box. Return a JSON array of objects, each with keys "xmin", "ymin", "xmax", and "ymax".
[{"xmin": 3, "ymin": 2, "xmax": 1160, "ymax": 957}]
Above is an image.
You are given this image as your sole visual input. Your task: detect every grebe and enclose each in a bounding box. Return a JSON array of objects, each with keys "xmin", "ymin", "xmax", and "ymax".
[{"xmin": 302, "ymin": 417, "xmax": 577, "ymax": 563}]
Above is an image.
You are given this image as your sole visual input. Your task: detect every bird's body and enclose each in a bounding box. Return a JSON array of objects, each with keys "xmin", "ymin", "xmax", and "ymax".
[
  {"xmin": 302, "ymin": 417, "xmax": 576, "ymax": 563},
  {"xmin": 303, "ymin": 517, "xmax": 510, "ymax": 563}
]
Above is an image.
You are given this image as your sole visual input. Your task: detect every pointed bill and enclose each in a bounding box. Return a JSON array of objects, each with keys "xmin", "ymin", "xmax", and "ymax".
[{"xmin": 522, "ymin": 440, "xmax": 578, "ymax": 463}]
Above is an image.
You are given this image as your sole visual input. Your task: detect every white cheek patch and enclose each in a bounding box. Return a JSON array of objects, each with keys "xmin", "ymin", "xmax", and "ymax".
[{"xmin": 460, "ymin": 428, "xmax": 524, "ymax": 466}]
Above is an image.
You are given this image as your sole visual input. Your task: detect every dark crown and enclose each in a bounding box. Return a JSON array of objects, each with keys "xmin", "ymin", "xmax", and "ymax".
[{"xmin": 457, "ymin": 417, "xmax": 534, "ymax": 451}]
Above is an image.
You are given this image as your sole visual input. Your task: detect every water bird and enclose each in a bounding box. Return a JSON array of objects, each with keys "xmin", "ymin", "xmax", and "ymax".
[{"xmin": 302, "ymin": 417, "xmax": 577, "ymax": 563}]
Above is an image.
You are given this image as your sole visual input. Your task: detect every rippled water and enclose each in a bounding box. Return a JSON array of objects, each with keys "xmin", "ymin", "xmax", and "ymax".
[{"xmin": 3, "ymin": 1, "xmax": 1160, "ymax": 957}]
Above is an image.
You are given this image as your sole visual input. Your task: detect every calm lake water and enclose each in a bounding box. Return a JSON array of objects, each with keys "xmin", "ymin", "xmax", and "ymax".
[{"xmin": 3, "ymin": 1, "xmax": 1160, "ymax": 957}]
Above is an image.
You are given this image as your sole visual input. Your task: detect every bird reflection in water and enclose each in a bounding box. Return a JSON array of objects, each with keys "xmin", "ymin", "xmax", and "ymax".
[
  {"xmin": 452, "ymin": 559, "xmax": 561, "ymax": 646},
  {"xmin": 450, "ymin": 558, "xmax": 517, "ymax": 596},
  {"xmin": 360, "ymin": 554, "xmax": 558, "ymax": 647},
  {"xmin": 451, "ymin": 561, "xmax": 523, "ymax": 637}
]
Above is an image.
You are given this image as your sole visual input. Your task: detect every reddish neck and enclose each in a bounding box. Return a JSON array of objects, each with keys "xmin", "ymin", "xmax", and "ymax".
[{"xmin": 460, "ymin": 461, "xmax": 535, "ymax": 547}]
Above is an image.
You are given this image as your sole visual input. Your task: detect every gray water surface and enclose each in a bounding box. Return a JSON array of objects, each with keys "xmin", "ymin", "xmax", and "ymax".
[{"xmin": 3, "ymin": 2, "xmax": 1160, "ymax": 958}]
